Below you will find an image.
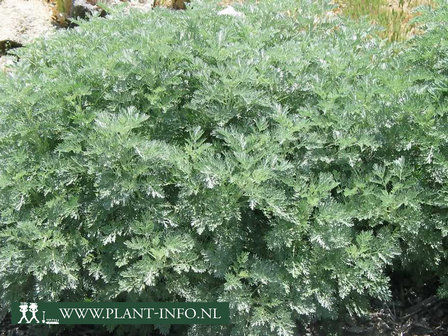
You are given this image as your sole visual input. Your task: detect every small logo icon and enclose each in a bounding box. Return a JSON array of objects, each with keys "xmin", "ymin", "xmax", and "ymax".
[
  {"xmin": 18, "ymin": 303, "xmax": 29, "ymax": 324},
  {"xmin": 17, "ymin": 302, "xmax": 40, "ymax": 324},
  {"xmin": 28, "ymin": 303, "xmax": 40, "ymax": 323}
]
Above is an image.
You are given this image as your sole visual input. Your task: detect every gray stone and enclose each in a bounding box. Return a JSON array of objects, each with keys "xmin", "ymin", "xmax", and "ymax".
[{"xmin": 71, "ymin": 0, "xmax": 103, "ymax": 20}]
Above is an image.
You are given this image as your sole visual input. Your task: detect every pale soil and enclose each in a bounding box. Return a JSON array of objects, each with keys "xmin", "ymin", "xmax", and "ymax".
[
  {"xmin": 0, "ymin": 0, "xmax": 54, "ymax": 73},
  {"xmin": 0, "ymin": 0, "xmax": 158, "ymax": 45},
  {"xmin": 0, "ymin": 0, "xmax": 54, "ymax": 44},
  {"xmin": 0, "ymin": 0, "xmax": 154, "ymax": 72}
]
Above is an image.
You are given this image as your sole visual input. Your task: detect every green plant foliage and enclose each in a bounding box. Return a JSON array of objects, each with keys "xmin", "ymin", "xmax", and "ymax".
[
  {"xmin": 0, "ymin": 0, "xmax": 446, "ymax": 334},
  {"xmin": 400, "ymin": 0, "xmax": 448, "ymax": 299}
]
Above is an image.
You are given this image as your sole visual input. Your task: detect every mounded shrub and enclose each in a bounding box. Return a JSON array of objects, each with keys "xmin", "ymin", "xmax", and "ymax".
[{"xmin": 0, "ymin": 0, "xmax": 446, "ymax": 335}]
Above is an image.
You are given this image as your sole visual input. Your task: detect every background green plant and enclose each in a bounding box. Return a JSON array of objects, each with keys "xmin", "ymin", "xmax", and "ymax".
[
  {"xmin": 336, "ymin": 0, "xmax": 433, "ymax": 41},
  {"xmin": 0, "ymin": 0, "xmax": 446, "ymax": 335}
]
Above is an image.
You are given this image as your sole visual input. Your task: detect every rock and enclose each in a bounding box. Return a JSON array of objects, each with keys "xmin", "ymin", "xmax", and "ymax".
[
  {"xmin": 217, "ymin": 6, "xmax": 244, "ymax": 18},
  {"xmin": 153, "ymin": 0, "xmax": 189, "ymax": 10},
  {"xmin": 71, "ymin": 0, "xmax": 105, "ymax": 20},
  {"xmin": 0, "ymin": 40, "xmax": 23, "ymax": 56}
]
